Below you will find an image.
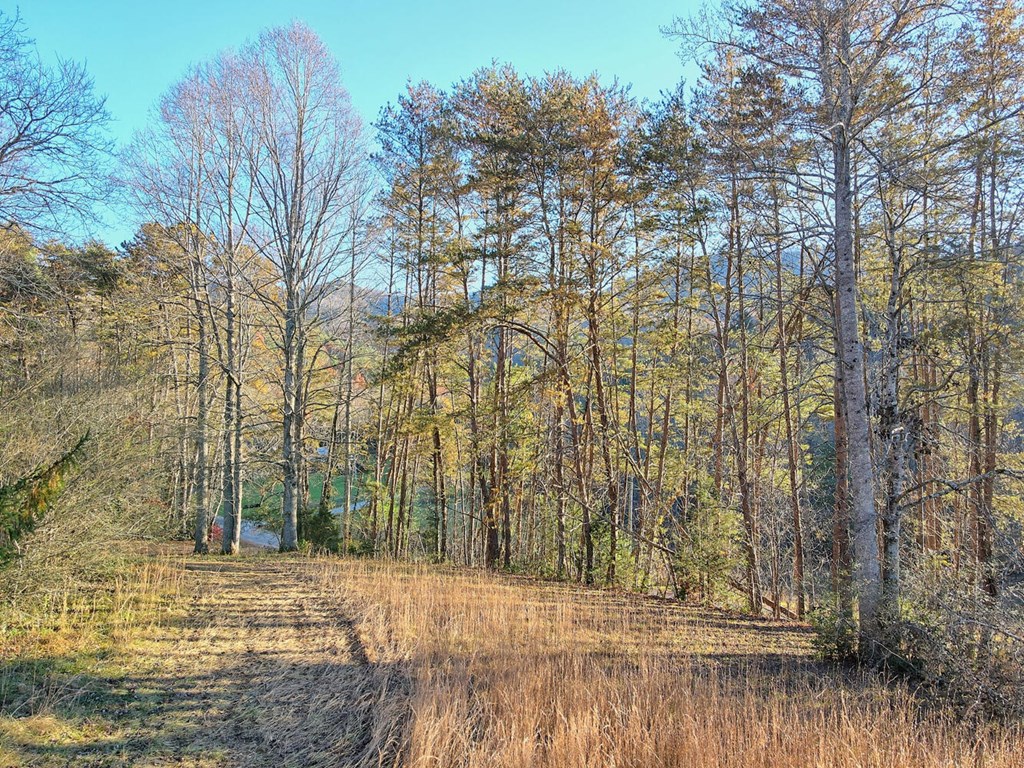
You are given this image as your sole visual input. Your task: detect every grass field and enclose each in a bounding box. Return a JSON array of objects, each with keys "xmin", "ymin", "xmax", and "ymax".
[
  {"xmin": 1, "ymin": 550, "xmax": 1021, "ymax": 767},
  {"xmin": 326, "ymin": 559, "xmax": 1023, "ymax": 768}
]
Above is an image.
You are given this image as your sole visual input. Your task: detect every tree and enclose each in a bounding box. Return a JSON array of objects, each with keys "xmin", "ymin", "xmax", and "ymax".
[
  {"xmin": 375, "ymin": 81, "xmax": 457, "ymax": 561},
  {"xmin": 124, "ymin": 71, "xmax": 221, "ymax": 555},
  {"xmin": 953, "ymin": 0, "xmax": 1024, "ymax": 598},
  {"xmin": 240, "ymin": 22, "xmax": 365, "ymax": 552},
  {"xmin": 669, "ymin": 0, "xmax": 947, "ymax": 652},
  {"xmin": 0, "ymin": 432, "xmax": 88, "ymax": 565},
  {"xmin": 0, "ymin": 11, "xmax": 110, "ymax": 235}
]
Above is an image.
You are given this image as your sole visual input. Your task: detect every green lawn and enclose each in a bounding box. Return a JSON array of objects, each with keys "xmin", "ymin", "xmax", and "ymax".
[{"xmin": 241, "ymin": 473, "xmax": 357, "ymax": 527}]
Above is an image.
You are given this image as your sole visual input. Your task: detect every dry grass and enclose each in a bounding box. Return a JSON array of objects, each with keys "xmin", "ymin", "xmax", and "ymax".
[
  {"xmin": 316, "ymin": 559, "xmax": 1024, "ymax": 768},
  {"xmin": 3, "ymin": 551, "xmax": 1021, "ymax": 767},
  {"xmin": 0, "ymin": 549, "xmax": 187, "ymax": 766}
]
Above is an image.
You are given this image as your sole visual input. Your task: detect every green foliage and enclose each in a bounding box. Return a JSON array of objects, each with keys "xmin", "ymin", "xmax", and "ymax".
[
  {"xmin": 807, "ymin": 603, "xmax": 857, "ymax": 661},
  {"xmin": 670, "ymin": 478, "xmax": 739, "ymax": 604},
  {"xmin": 299, "ymin": 506, "xmax": 340, "ymax": 553},
  {"xmin": 378, "ymin": 303, "xmax": 476, "ymax": 380},
  {"xmin": 0, "ymin": 432, "xmax": 89, "ymax": 566}
]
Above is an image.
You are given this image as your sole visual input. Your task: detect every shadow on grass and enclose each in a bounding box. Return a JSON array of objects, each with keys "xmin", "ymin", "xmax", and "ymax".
[
  {"xmin": 1, "ymin": 558, "xmax": 410, "ymax": 768},
  {"xmin": 3, "ymin": 657, "xmax": 409, "ymax": 767},
  {"xmin": 0, "ymin": 557, "xmax": 835, "ymax": 768}
]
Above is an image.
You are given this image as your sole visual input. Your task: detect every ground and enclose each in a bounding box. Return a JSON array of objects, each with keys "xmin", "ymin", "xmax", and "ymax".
[
  {"xmin": 0, "ymin": 550, "xmax": 401, "ymax": 767},
  {"xmin": 1, "ymin": 549, "xmax": 1020, "ymax": 768}
]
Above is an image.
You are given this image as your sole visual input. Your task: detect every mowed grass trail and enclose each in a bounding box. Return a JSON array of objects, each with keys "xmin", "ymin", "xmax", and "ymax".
[
  {"xmin": 3, "ymin": 551, "xmax": 1022, "ymax": 767},
  {"xmin": 0, "ymin": 549, "xmax": 403, "ymax": 767}
]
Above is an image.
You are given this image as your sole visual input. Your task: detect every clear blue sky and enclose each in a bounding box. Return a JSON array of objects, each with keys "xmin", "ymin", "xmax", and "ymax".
[{"xmin": 15, "ymin": 0, "xmax": 701, "ymax": 245}]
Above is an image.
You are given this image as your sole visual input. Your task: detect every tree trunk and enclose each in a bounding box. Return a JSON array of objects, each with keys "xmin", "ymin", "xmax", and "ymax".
[
  {"xmin": 832, "ymin": 64, "xmax": 881, "ymax": 645},
  {"xmin": 192, "ymin": 267, "xmax": 211, "ymax": 556},
  {"xmin": 280, "ymin": 289, "xmax": 300, "ymax": 552}
]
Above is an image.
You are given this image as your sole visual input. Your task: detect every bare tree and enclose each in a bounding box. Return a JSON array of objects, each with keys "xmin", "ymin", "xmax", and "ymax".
[
  {"xmin": 190, "ymin": 53, "xmax": 258, "ymax": 556},
  {"xmin": 124, "ymin": 70, "xmax": 220, "ymax": 555},
  {"xmin": 240, "ymin": 22, "xmax": 365, "ymax": 551},
  {"xmin": 0, "ymin": 11, "xmax": 110, "ymax": 235}
]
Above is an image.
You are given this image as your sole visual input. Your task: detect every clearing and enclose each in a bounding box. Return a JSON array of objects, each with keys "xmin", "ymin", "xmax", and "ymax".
[{"xmin": 1, "ymin": 550, "xmax": 1020, "ymax": 767}]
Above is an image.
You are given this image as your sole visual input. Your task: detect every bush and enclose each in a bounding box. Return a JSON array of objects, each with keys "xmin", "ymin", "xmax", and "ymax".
[
  {"xmin": 808, "ymin": 602, "xmax": 857, "ymax": 661},
  {"xmin": 669, "ymin": 479, "xmax": 740, "ymax": 604},
  {"xmin": 300, "ymin": 506, "xmax": 340, "ymax": 553},
  {"xmin": 883, "ymin": 575, "xmax": 1024, "ymax": 720}
]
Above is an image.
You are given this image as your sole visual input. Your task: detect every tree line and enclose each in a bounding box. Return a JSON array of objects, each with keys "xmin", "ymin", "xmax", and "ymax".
[{"xmin": 2, "ymin": 1, "xmax": 1024, "ymax": 666}]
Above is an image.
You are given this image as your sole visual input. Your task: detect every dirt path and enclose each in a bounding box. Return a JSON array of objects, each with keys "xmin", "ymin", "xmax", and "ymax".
[{"xmin": 10, "ymin": 555, "xmax": 404, "ymax": 768}]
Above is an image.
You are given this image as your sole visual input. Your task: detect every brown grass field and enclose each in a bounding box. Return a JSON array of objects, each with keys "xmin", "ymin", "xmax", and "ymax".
[
  {"xmin": 326, "ymin": 559, "xmax": 1023, "ymax": 768},
  {"xmin": 1, "ymin": 549, "xmax": 1021, "ymax": 767}
]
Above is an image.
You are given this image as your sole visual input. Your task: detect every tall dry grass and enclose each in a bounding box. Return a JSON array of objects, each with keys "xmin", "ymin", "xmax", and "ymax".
[{"xmin": 317, "ymin": 559, "xmax": 1023, "ymax": 768}]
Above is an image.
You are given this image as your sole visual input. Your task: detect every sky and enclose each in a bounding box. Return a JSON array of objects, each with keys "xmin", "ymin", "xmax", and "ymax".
[{"xmin": 15, "ymin": 0, "xmax": 702, "ymax": 245}]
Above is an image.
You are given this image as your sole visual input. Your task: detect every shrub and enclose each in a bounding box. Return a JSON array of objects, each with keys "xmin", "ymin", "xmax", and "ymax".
[
  {"xmin": 884, "ymin": 575, "xmax": 1024, "ymax": 720},
  {"xmin": 808, "ymin": 602, "xmax": 857, "ymax": 661}
]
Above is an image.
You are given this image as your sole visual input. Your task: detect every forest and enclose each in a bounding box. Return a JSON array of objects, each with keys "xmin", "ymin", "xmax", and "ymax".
[{"xmin": 2, "ymin": 0, "xmax": 1024, "ymax": 765}]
